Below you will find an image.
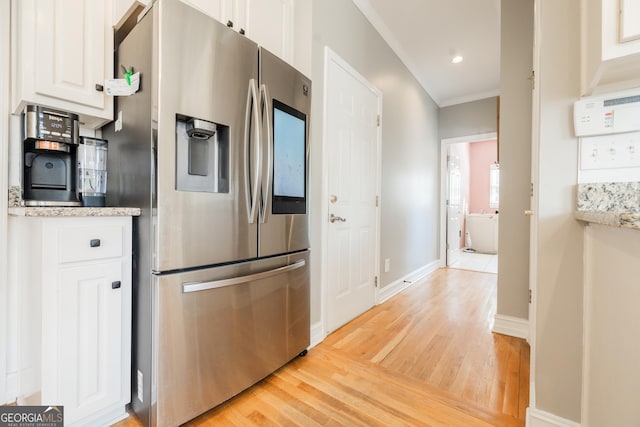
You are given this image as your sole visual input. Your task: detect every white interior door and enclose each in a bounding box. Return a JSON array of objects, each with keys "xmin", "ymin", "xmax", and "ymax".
[
  {"xmin": 447, "ymin": 150, "xmax": 462, "ymax": 265},
  {"xmin": 325, "ymin": 50, "xmax": 380, "ymax": 334}
]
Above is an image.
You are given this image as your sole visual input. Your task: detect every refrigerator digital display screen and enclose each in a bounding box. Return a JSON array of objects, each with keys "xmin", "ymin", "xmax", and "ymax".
[{"xmin": 272, "ymin": 100, "xmax": 306, "ymax": 214}]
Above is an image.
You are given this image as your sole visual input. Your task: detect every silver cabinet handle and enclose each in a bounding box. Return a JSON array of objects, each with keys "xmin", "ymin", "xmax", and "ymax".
[
  {"xmin": 182, "ymin": 259, "xmax": 306, "ymax": 293},
  {"xmin": 330, "ymin": 214, "xmax": 347, "ymax": 223}
]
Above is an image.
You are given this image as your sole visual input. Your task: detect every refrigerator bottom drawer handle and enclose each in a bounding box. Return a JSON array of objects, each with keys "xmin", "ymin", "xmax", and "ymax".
[{"xmin": 182, "ymin": 259, "xmax": 306, "ymax": 293}]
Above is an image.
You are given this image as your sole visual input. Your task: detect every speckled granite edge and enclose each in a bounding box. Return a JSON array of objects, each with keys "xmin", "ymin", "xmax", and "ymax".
[
  {"xmin": 576, "ymin": 182, "xmax": 640, "ymax": 231},
  {"xmin": 8, "ymin": 207, "xmax": 141, "ymax": 217},
  {"xmin": 8, "ymin": 186, "xmax": 140, "ymax": 216},
  {"xmin": 575, "ymin": 211, "xmax": 640, "ymax": 231},
  {"xmin": 8, "ymin": 185, "xmax": 21, "ymax": 208},
  {"xmin": 577, "ymin": 182, "xmax": 640, "ymax": 212}
]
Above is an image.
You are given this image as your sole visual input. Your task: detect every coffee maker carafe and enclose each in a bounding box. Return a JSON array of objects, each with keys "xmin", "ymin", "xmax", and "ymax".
[
  {"xmin": 77, "ymin": 137, "xmax": 108, "ymax": 207},
  {"xmin": 22, "ymin": 105, "xmax": 81, "ymax": 206}
]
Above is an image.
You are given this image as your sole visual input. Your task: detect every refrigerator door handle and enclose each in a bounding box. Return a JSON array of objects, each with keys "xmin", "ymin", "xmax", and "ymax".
[
  {"xmin": 244, "ymin": 78, "xmax": 262, "ymax": 224},
  {"xmin": 259, "ymin": 84, "xmax": 272, "ymax": 224},
  {"xmin": 182, "ymin": 259, "xmax": 306, "ymax": 293}
]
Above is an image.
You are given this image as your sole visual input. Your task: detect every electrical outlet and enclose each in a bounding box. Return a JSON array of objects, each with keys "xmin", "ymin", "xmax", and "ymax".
[{"xmin": 384, "ymin": 258, "xmax": 390, "ymax": 273}]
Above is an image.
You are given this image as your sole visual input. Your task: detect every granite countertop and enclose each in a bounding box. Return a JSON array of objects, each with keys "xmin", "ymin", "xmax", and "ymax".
[
  {"xmin": 8, "ymin": 186, "xmax": 141, "ymax": 217},
  {"xmin": 575, "ymin": 182, "xmax": 640, "ymax": 231},
  {"xmin": 8, "ymin": 206, "xmax": 141, "ymax": 217}
]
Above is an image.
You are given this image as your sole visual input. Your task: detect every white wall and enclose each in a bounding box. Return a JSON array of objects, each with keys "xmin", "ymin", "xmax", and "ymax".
[
  {"xmin": 534, "ymin": 0, "xmax": 584, "ymax": 421},
  {"xmin": 310, "ymin": 0, "xmax": 440, "ymax": 326},
  {"xmin": 583, "ymin": 224, "xmax": 640, "ymax": 426},
  {"xmin": 1, "ymin": 0, "xmax": 10, "ymax": 405},
  {"xmin": 439, "ymin": 97, "xmax": 497, "ymax": 140}
]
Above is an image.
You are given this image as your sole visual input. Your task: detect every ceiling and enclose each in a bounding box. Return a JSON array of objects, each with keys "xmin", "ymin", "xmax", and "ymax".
[{"xmin": 352, "ymin": 0, "xmax": 501, "ymax": 107}]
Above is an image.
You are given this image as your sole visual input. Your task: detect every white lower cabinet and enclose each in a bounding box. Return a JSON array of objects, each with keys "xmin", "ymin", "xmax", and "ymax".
[{"xmin": 14, "ymin": 216, "xmax": 132, "ymax": 426}]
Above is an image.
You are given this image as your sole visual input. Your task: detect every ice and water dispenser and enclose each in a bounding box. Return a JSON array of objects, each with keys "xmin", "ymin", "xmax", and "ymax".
[{"xmin": 176, "ymin": 115, "xmax": 229, "ymax": 193}]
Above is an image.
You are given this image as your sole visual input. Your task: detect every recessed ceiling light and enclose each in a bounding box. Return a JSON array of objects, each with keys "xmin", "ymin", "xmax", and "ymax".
[{"xmin": 452, "ymin": 55, "xmax": 464, "ymax": 64}]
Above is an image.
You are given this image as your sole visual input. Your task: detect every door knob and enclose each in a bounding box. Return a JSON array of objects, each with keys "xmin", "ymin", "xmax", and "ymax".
[
  {"xmin": 329, "ymin": 194, "xmax": 338, "ymax": 204},
  {"xmin": 330, "ymin": 213, "xmax": 347, "ymax": 223},
  {"xmin": 524, "ymin": 210, "xmax": 533, "ymax": 217}
]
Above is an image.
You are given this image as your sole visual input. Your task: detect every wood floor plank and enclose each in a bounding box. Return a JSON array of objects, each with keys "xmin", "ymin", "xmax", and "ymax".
[{"xmin": 112, "ymin": 267, "xmax": 529, "ymax": 427}]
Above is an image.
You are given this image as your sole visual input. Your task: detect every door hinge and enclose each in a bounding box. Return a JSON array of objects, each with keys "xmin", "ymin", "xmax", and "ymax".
[
  {"xmin": 528, "ymin": 70, "xmax": 535, "ymax": 90},
  {"xmin": 530, "ymin": 182, "xmax": 534, "ymax": 197},
  {"xmin": 376, "ymin": 195, "xmax": 379, "ymax": 207},
  {"xmin": 377, "ymin": 114, "xmax": 381, "ymax": 127},
  {"xmin": 529, "ymin": 289, "xmax": 532, "ymax": 304},
  {"xmin": 374, "ymin": 276, "xmax": 378, "ymax": 287}
]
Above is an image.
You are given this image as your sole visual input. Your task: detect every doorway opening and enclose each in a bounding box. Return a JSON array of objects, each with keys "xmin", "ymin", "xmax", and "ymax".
[{"xmin": 440, "ymin": 133, "xmax": 499, "ymax": 274}]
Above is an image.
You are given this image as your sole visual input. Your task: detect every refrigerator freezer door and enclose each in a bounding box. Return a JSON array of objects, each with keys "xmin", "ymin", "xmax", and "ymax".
[
  {"xmin": 154, "ymin": 251, "xmax": 310, "ymax": 427},
  {"xmin": 259, "ymin": 48, "xmax": 312, "ymax": 258},
  {"xmin": 154, "ymin": 0, "xmax": 260, "ymax": 271}
]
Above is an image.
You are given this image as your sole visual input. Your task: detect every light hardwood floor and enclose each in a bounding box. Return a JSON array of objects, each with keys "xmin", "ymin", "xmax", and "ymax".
[{"xmin": 115, "ymin": 267, "xmax": 529, "ymax": 426}]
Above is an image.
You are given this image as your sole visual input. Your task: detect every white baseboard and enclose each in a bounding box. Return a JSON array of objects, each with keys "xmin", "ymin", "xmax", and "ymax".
[
  {"xmin": 493, "ymin": 314, "xmax": 529, "ymax": 340},
  {"xmin": 527, "ymin": 407, "xmax": 582, "ymax": 427},
  {"xmin": 378, "ymin": 260, "xmax": 440, "ymax": 304},
  {"xmin": 309, "ymin": 321, "xmax": 325, "ymax": 349}
]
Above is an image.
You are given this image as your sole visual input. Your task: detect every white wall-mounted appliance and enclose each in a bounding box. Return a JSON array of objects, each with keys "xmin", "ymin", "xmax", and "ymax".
[{"xmin": 574, "ymin": 87, "xmax": 640, "ymax": 183}]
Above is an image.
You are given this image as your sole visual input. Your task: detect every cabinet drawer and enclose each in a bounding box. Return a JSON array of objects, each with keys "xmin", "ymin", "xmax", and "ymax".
[{"xmin": 58, "ymin": 225, "xmax": 124, "ymax": 263}]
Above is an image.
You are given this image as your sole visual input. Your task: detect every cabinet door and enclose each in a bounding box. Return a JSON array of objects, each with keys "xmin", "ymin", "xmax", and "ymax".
[
  {"xmin": 50, "ymin": 261, "xmax": 126, "ymax": 425},
  {"xmin": 620, "ymin": 0, "xmax": 640, "ymax": 42},
  {"xmin": 11, "ymin": 0, "xmax": 113, "ymax": 127},
  {"xmin": 179, "ymin": 0, "xmax": 246, "ymax": 30},
  {"xmin": 34, "ymin": 0, "xmax": 108, "ymax": 110},
  {"xmin": 246, "ymin": 0, "xmax": 293, "ymax": 62}
]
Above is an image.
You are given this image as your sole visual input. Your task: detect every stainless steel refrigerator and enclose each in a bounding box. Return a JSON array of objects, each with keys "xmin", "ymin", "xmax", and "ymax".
[{"xmin": 102, "ymin": 1, "xmax": 311, "ymax": 425}]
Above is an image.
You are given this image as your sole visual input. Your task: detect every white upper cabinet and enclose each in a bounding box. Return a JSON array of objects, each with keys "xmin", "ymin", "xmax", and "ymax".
[
  {"xmin": 620, "ymin": 0, "xmax": 640, "ymax": 42},
  {"xmin": 11, "ymin": 0, "xmax": 114, "ymax": 128},
  {"xmin": 180, "ymin": 0, "xmax": 247, "ymax": 32},
  {"xmin": 582, "ymin": 0, "xmax": 640, "ymax": 95},
  {"xmin": 179, "ymin": 0, "xmax": 311, "ymax": 76},
  {"xmin": 246, "ymin": 0, "xmax": 294, "ymax": 64}
]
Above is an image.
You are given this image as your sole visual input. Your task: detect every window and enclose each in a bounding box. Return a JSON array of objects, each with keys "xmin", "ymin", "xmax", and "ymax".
[{"xmin": 489, "ymin": 163, "xmax": 499, "ymax": 209}]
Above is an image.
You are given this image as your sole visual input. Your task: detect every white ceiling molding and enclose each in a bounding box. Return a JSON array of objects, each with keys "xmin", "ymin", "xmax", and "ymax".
[
  {"xmin": 351, "ymin": 0, "xmax": 500, "ymax": 109},
  {"xmin": 351, "ymin": 0, "xmax": 442, "ymax": 106}
]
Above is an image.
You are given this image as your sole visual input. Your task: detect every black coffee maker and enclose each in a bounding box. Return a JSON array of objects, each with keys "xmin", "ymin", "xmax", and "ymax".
[{"xmin": 22, "ymin": 105, "xmax": 82, "ymax": 206}]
